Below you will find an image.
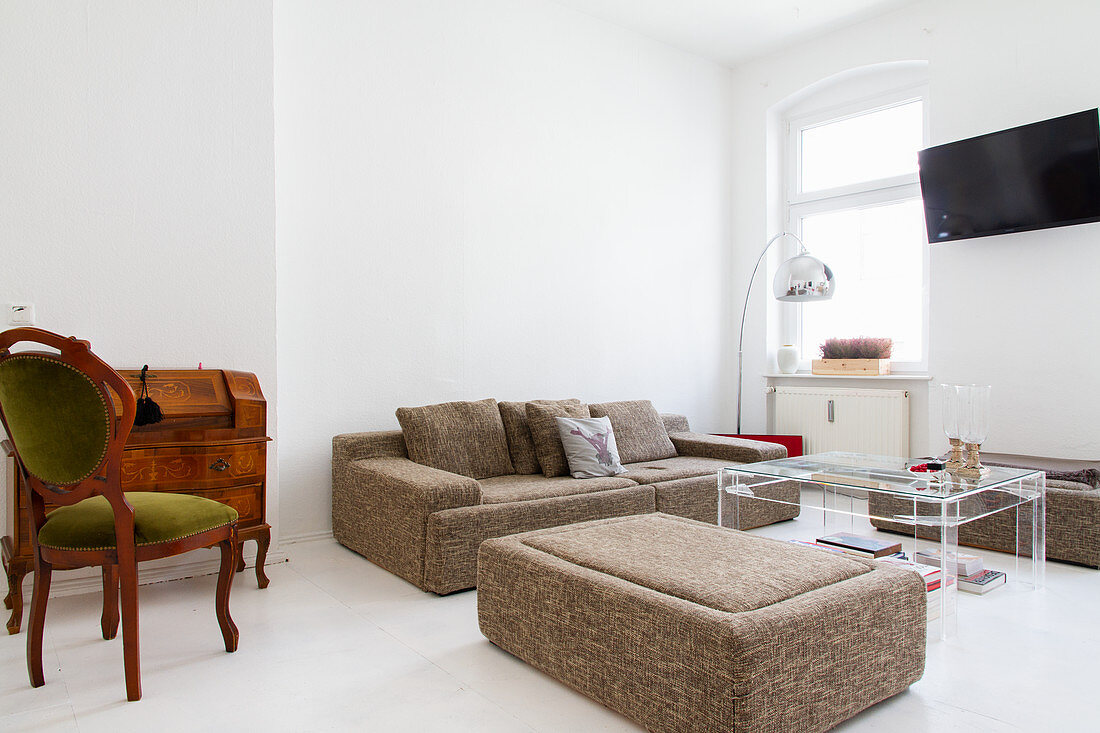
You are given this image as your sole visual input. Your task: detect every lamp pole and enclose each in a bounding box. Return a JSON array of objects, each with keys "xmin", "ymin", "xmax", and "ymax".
[{"xmin": 736, "ymin": 232, "xmax": 806, "ymax": 435}]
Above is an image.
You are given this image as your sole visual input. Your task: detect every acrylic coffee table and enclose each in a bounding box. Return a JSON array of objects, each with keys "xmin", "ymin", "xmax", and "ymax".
[{"xmin": 719, "ymin": 452, "xmax": 1045, "ymax": 639}]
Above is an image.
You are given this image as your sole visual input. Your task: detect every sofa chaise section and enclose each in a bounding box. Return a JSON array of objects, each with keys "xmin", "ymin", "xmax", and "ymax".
[{"xmin": 635, "ymin": 431, "xmax": 798, "ymax": 525}]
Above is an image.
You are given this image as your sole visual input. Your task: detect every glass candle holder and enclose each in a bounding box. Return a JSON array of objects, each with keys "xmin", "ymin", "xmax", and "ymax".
[
  {"xmin": 956, "ymin": 384, "xmax": 992, "ymax": 478},
  {"xmin": 940, "ymin": 384, "xmax": 963, "ymax": 469}
]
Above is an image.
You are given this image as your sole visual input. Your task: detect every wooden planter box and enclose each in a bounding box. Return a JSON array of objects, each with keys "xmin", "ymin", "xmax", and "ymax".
[{"xmin": 811, "ymin": 358, "xmax": 891, "ymax": 375}]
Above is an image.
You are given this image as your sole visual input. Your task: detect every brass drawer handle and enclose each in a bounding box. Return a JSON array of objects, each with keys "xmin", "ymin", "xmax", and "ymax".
[{"xmin": 210, "ymin": 458, "xmax": 231, "ymax": 472}]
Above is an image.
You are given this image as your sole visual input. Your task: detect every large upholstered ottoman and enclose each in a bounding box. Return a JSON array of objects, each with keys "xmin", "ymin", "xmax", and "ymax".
[{"xmin": 478, "ymin": 514, "xmax": 926, "ymax": 733}]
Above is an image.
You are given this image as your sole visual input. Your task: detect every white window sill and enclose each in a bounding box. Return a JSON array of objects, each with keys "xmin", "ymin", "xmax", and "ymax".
[{"xmin": 763, "ymin": 373, "xmax": 933, "ymax": 381}]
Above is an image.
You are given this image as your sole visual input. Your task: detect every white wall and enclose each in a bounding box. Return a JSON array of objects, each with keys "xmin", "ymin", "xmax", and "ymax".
[
  {"xmin": 274, "ymin": 0, "xmax": 735, "ymax": 537},
  {"xmin": 730, "ymin": 0, "xmax": 1100, "ymax": 460},
  {"xmin": 0, "ymin": 2, "xmax": 277, "ymax": 569},
  {"xmin": 13, "ymin": 0, "xmax": 1090, "ymax": 557}
]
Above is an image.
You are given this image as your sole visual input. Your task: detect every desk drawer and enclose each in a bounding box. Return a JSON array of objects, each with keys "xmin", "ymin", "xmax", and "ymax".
[
  {"xmin": 120, "ymin": 443, "xmax": 266, "ymax": 491},
  {"xmin": 162, "ymin": 483, "xmax": 265, "ymax": 527}
]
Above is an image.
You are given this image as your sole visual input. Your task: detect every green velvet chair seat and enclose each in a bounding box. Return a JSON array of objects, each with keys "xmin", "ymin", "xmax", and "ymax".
[{"xmin": 38, "ymin": 492, "xmax": 239, "ymax": 551}]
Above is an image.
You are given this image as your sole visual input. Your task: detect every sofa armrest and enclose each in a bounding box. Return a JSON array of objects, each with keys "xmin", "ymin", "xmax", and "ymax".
[
  {"xmin": 331, "ymin": 454, "xmax": 481, "ymax": 589},
  {"xmin": 332, "ymin": 431, "xmax": 412, "ymax": 552},
  {"xmin": 668, "ymin": 432, "xmax": 787, "ymax": 463},
  {"xmin": 660, "ymin": 413, "xmax": 690, "ymax": 433},
  {"xmin": 348, "ymin": 457, "xmax": 482, "ymax": 514},
  {"xmin": 333, "ymin": 430, "xmax": 408, "ymax": 462}
]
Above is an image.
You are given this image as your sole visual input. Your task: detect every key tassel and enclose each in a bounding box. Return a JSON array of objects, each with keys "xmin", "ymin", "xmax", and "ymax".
[{"xmin": 134, "ymin": 364, "xmax": 163, "ymax": 426}]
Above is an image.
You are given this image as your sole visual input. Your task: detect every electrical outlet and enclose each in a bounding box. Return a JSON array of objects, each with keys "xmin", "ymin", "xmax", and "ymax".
[{"xmin": 9, "ymin": 303, "xmax": 35, "ymax": 326}]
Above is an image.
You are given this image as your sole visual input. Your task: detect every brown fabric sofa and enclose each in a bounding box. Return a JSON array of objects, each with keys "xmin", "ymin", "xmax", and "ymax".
[
  {"xmin": 478, "ymin": 514, "xmax": 927, "ymax": 733},
  {"xmin": 868, "ymin": 476, "xmax": 1100, "ymax": 568},
  {"xmin": 332, "ymin": 399, "xmax": 797, "ymax": 594}
]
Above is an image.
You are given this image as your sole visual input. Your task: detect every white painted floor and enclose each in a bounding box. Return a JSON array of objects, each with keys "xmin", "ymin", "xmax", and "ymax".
[{"xmin": 2, "ymin": 513, "xmax": 1098, "ymax": 732}]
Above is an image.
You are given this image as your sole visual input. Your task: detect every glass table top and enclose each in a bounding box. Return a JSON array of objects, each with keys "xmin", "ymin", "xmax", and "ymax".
[{"xmin": 726, "ymin": 452, "xmax": 1042, "ymax": 499}]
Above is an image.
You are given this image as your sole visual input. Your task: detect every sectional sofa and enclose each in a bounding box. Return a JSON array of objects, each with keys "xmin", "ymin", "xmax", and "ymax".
[
  {"xmin": 332, "ymin": 398, "xmax": 797, "ymax": 593},
  {"xmin": 868, "ymin": 470, "xmax": 1100, "ymax": 568}
]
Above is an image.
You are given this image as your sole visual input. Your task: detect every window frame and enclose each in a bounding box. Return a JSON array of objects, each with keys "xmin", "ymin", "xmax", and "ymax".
[{"xmin": 780, "ymin": 82, "xmax": 930, "ymax": 372}]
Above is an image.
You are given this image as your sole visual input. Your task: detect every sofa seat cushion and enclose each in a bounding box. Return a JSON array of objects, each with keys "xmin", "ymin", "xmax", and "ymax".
[
  {"xmin": 478, "ymin": 473, "xmax": 637, "ymax": 505},
  {"xmin": 618, "ymin": 456, "xmax": 730, "ymax": 485},
  {"xmin": 519, "ymin": 514, "xmax": 872, "ymax": 613},
  {"xmin": 396, "ymin": 398, "xmax": 514, "ymax": 480}
]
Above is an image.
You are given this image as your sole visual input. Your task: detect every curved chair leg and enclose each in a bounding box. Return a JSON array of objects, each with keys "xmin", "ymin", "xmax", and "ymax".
[
  {"xmin": 216, "ymin": 535, "xmax": 239, "ymax": 653},
  {"xmin": 27, "ymin": 554, "xmax": 52, "ymax": 688},
  {"xmin": 118, "ymin": 560, "xmax": 141, "ymax": 702},
  {"xmin": 101, "ymin": 565, "xmax": 120, "ymax": 640}
]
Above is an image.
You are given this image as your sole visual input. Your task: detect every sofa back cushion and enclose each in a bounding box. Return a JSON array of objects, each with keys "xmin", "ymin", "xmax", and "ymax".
[
  {"xmin": 396, "ymin": 398, "xmax": 514, "ymax": 479},
  {"xmin": 499, "ymin": 399, "xmax": 582, "ymax": 474},
  {"xmin": 588, "ymin": 400, "xmax": 677, "ymax": 464},
  {"xmin": 525, "ymin": 401, "xmax": 591, "ymax": 477}
]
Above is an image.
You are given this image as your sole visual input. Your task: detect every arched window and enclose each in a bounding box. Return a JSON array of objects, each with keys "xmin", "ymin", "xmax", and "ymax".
[{"xmin": 779, "ymin": 64, "xmax": 929, "ymax": 369}]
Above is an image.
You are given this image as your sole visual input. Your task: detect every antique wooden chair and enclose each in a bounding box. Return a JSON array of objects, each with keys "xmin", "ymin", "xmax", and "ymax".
[{"xmin": 0, "ymin": 328, "xmax": 239, "ymax": 701}]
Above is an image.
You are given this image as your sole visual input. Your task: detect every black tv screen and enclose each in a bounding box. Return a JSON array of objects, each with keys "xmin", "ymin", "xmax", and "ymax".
[{"xmin": 918, "ymin": 109, "xmax": 1100, "ymax": 243}]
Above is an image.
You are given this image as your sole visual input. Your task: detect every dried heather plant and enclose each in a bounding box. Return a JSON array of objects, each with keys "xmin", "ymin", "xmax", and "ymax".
[{"xmin": 819, "ymin": 337, "xmax": 893, "ymax": 360}]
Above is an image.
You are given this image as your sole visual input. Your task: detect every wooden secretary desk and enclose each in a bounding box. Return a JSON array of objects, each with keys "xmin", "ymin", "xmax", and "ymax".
[{"xmin": 2, "ymin": 368, "xmax": 271, "ymax": 634}]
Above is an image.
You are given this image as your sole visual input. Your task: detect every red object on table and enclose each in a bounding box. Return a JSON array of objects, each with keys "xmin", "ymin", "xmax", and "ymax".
[{"xmin": 713, "ymin": 434, "xmax": 804, "ymax": 458}]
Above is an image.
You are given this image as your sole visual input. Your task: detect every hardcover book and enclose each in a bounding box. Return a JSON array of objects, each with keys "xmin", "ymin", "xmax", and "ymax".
[
  {"xmin": 877, "ymin": 557, "xmax": 942, "ymax": 592},
  {"xmin": 926, "ymin": 587, "xmax": 942, "ymax": 621},
  {"xmin": 959, "ymin": 569, "xmax": 1007, "ymax": 595},
  {"xmin": 816, "ymin": 533, "xmax": 903, "ymax": 558},
  {"xmin": 914, "ymin": 548, "xmax": 983, "ymax": 577},
  {"xmin": 787, "ymin": 540, "xmax": 844, "ymax": 554}
]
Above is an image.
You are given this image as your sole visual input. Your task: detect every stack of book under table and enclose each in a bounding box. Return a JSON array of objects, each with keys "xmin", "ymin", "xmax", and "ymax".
[{"xmin": 789, "ymin": 533, "xmax": 1006, "ymax": 621}]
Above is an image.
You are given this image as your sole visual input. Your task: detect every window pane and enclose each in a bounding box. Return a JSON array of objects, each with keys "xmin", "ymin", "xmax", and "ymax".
[
  {"xmin": 800, "ymin": 100, "xmax": 923, "ymax": 193},
  {"xmin": 799, "ymin": 199, "xmax": 925, "ymax": 363}
]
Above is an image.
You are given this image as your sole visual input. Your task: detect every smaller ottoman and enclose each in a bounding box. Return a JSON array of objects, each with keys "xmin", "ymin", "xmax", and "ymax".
[{"xmin": 477, "ymin": 513, "xmax": 926, "ymax": 733}]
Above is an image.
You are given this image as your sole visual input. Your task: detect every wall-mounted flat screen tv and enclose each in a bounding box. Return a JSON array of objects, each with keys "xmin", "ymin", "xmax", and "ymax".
[{"xmin": 918, "ymin": 108, "xmax": 1100, "ymax": 243}]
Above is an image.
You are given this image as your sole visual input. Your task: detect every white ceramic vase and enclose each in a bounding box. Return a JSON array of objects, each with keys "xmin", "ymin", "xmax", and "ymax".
[{"xmin": 777, "ymin": 344, "xmax": 799, "ymax": 374}]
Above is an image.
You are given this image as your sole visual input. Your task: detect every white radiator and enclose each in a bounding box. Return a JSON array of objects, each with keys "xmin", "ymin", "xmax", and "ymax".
[{"xmin": 772, "ymin": 386, "xmax": 910, "ymax": 457}]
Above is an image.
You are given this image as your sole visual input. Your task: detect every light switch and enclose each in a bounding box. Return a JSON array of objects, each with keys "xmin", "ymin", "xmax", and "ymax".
[{"xmin": 9, "ymin": 303, "xmax": 35, "ymax": 326}]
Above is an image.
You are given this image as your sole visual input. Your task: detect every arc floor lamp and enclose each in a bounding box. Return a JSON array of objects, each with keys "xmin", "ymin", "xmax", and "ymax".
[{"xmin": 736, "ymin": 231, "xmax": 835, "ymax": 434}]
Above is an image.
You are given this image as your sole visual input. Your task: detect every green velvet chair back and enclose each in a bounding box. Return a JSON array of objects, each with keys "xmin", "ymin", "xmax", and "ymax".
[{"xmin": 0, "ymin": 328, "xmax": 136, "ymax": 508}]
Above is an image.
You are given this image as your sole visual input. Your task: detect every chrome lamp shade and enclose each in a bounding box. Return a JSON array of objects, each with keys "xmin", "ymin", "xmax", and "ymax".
[
  {"xmin": 736, "ymin": 232, "xmax": 835, "ymax": 434},
  {"xmin": 772, "ymin": 253, "xmax": 834, "ymax": 302}
]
